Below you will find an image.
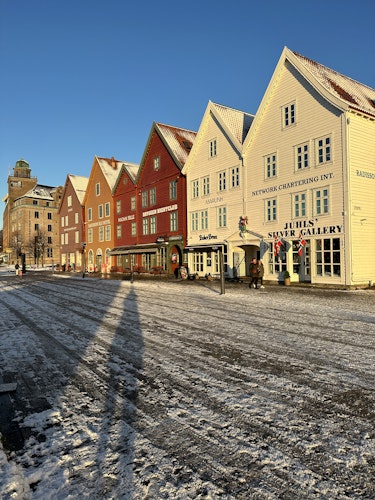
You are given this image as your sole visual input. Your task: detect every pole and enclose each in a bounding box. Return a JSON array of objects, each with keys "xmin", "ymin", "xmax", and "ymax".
[
  {"xmin": 219, "ymin": 249, "xmax": 225, "ymax": 295},
  {"xmin": 82, "ymin": 245, "xmax": 86, "ymax": 278}
]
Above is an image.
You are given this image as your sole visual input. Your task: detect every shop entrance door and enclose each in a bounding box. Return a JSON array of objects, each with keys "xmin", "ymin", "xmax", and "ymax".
[{"xmin": 292, "ymin": 239, "xmax": 311, "ymax": 282}]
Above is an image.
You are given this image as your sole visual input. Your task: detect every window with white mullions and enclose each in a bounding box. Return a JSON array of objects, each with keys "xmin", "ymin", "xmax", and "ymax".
[
  {"xmin": 293, "ymin": 192, "xmax": 307, "ymax": 218},
  {"xmin": 266, "ymin": 197, "xmax": 277, "ymax": 222},
  {"xmin": 265, "ymin": 154, "xmax": 277, "ymax": 178},
  {"xmin": 316, "ymin": 238, "xmax": 341, "ymax": 276},
  {"xmin": 316, "ymin": 135, "xmax": 331, "ymax": 164},
  {"xmin": 295, "ymin": 143, "xmax": 309, "ymax": 170},
  {"xmin": 314, "ymin": 187, "xmax": 329, "ymax": 215},
  {"xmin": 283, "ymin": 102, "xmax": 296, "ymax": 127}
]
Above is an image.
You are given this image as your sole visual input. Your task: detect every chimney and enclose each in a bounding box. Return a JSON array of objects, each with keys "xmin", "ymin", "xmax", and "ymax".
[{"xmin": 111, "ymin": 156, "xmax": 116, "ymax": 169}]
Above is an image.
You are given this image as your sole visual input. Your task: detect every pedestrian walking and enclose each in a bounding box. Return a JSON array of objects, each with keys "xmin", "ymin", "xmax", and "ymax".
[
  {"xmin": 257, "ymin": 259, "xmax": 265, "ymax": 289},
  {"xmin": 249, "ymin": 257, "xmax": 258, "ymax": 289},
  {"xmin": 15, "ymin": 263, "xmax": 19, "ymax": 276}
]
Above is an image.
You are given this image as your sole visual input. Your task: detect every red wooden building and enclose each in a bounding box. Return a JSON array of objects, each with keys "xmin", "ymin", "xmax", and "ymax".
[{"xmin": 111, "ymin": 122, "xmax": 196, "ymax": 275}]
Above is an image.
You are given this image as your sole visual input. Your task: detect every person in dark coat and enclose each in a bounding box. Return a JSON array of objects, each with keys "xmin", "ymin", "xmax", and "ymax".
[
  {"xmin": 249, "ymin": 258, "xmax": 258, "ymax": 289},
  {"xmin": 257, "ymin": 259, "xmax": 265, "ymax": 289}
]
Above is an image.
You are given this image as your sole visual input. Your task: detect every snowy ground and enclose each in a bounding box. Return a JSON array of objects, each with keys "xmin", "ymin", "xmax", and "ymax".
[{"xmin": 0, "ymin": 270, "xmax": 374, "ymax": 499}]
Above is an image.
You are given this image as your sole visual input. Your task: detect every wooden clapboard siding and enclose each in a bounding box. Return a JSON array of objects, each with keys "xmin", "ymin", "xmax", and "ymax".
[{"xmin": 348, "ymin": 113, "xmax": 375, "ymax": 282}]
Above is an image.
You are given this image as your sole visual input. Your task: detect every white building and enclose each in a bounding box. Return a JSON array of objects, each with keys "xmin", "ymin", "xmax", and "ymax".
[
  {"xmin": 182, "ymin": 101, "xmax": 254, "ymax": 278},
  {"xmin": 243, "ymin": 47, "xmax": 375, "ymax": 287}
]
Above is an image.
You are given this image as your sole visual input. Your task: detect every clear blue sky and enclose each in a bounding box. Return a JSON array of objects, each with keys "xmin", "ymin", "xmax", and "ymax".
[{"xmin": 1, "ymin": 0, "xmax": 374, "ymax": 224}]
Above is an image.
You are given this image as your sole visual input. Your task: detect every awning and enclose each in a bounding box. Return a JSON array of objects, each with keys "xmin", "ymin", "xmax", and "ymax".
[
  {"xmin": 110, "ymin": 245, "xmax": 158, "ymax": 256},
  {"xmin": 184, "ymin": 243, "xmax": 226, "ymax": 251}
]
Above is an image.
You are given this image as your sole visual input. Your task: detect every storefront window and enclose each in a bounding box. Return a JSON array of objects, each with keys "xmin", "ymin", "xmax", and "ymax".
[
  {"xmin": 316, "ymin": 238, "xmax": 340, "ymax": 276},
  {"xmin": 268, "ymin": 242, "xmax": 287, "ymax": 274}
]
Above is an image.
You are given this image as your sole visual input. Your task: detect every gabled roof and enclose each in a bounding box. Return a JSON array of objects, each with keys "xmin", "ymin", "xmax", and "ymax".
[
  {"xmin": 292, "ymin": 50, "xmax": 375, "ymax": 118},
  {"xmin": 112, "ymin": 161, "xmax": 140, "ymax": 194},
  {"xmin": 155, "ymin": 123, "xmax": 197, "ymax": 168},
  {"xmin": 182, "ymin": 101, "xmax": 254, "ymax": 174},
  {"xmin": 96, "ymin": 156, "xmax": 127, "ymax": 190},
  {"xmin": 136, "ymin": 122, "xmax": 197, "ymax": 182},
  {"xmin": 68, "ymin": 174, "xmax": 89, "ymax": 204},
  {"xmin": 243, "ymin": 46, "xmax": 375, "ymax": 153},
  {"xmin": 210, "ymin": 102, "xmax": 254, "ymax": 144}
]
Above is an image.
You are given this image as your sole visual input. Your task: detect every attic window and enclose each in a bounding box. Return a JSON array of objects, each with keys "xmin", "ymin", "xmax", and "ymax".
[
  {"xmin": 182, "ymin": 141, "xmax": 192, "ymax": 151},
  {"xmin": 369, "ymin": 98, "xmax": 375, "ymax": 109},
  {"xmin": 154, "ymin": 156, "xmax": 160, "ymax": 171}
]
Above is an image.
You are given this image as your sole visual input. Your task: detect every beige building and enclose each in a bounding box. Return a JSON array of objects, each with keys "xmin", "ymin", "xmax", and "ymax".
[
  {"xmin": 182, "ymin": 101, "xmax": 254, "ymax": 278},
  {"xmin": 59, "ymin": 174, "xmax": 89, "ymax": 272},
  {"xmin": 242, "ymin": 47, "xmax": 375, "ymax": 287},
  {"xmin": 2, "ymin": 159, "xmax": 63, "ymax": 268}
]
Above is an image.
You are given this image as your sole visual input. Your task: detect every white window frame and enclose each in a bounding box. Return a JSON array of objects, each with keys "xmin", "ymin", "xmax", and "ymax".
[
  {"xmin": 191, "ymin": 212, "xmax": 199, "ymax": 231},
  {"xmin": 209, "ymin": 139, "xmax": 217, "ymax": 158},
  {"xmin": 153, "ymin": 156, "xmax": 160, "ymax": 171},
  {"xmin": 316, "ymin": 135, "xmax": 332, "ymax": 165},
  {"xmin": 293, "ymin": 192, "xmax": 307, "ymax": 218},
  {"xmin": 283, "ymin": 101, "xmax": 296, "ymax": 127},
  {"xmin": 295, "ymin": 142, "xmax": 309, "ymax": 170},
  {"xmin": 150, "ymin": 187, "xmax": 156, "ymax": 206},
  {"xmin": 142, "ymin": 218, "xmax": 149, "ymax": 235},
  {"xmin": 217, "ymin": 206, "xmax": 227, "ymax": 228},
  {"xmin": 200, "ymin": 210, "xmax": 208, "ymax": 230},
  {"xmin": 95, "ymin": 183, "xmax": 100, "ymax": 196},
  {"xmin": 313, "ymin": 187, "xmax": 329, "ymax": 216},
  {"xmin": 170, "ymin": 211, "xmax": 178, "ymax": 232},
  {"xmin": 142, "ymin": 191, "xmax": 148, "ymax": 208},
  {"xmin": 218, "ymin": 171, "xmax": 226, "ymax": 191},
  {"xmin": 230, "ymin": 166, "xmax": 240, "ymax": 188},
  {"xmin": 131, "ymin": 196, "xmax": 136, "ymax": 211},
  {"xmin": 202, "ymin": 176, "xmax": 210, "ymax": 196},
  {"xmin": 266, "ymin": 197, "xmax": 277, "ymax": 222},
  {"xmin": 265, "ymin": 153, "xmax": 277, "ymax": 179},
  {"xmin": 192, "ymin": 179, "xmax": 199, "ymax": 199},
  {"xmin": 150, "ymin": 215, "xmax": 157, "ymax": 234},
  {"xmin": 169, "ymin": 180, "xmax": 177, "ymax": 200}
]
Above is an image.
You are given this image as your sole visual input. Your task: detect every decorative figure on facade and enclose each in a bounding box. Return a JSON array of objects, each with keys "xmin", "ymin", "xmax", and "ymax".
[{"xmin": 239, "ymin": 215, "xmax": 248, "ymax": 234}]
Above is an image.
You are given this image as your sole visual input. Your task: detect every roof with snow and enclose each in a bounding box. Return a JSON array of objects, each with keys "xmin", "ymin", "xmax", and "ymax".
[
  {"xmin": 292, "ymin": 50, "xmax": 375, "ymax": 118},
  {"xmin": 96, "ymin": 157, "xmax": 138, "ymax": 190},
  {"xmin": 68, "ymin": 175, "xmax": 89, "ymax": 204},
  {"xmin": 17, "ymin": 184, "xmax": 57, "ymax": 201},
  {"xmin": 210, "ymin": 102, "xmax": 254, "ymax": 144},
  {"xmin": 154, "ymin": 123, "xmax": 197, "ymax": 169}
]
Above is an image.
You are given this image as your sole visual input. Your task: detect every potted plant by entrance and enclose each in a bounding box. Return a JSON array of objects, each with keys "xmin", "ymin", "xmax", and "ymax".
[{"xmin": 284, "ymin": 270, "xmax": 291, "ymax": 286}]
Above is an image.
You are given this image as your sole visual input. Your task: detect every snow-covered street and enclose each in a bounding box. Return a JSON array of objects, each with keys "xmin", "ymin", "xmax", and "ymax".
[{"xmin": 0, "ymin": 272, "xmax": 374, "ymax": 499}]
